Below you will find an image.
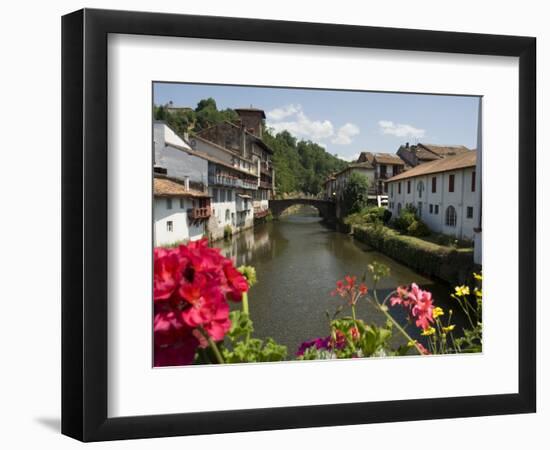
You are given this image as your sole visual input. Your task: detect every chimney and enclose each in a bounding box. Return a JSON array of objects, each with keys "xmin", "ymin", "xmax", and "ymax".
[
  {"xmin": 184, "ymin": 176, "xmax": 190, "ymax": 191},
  {"xmin": 406, "ymin": 142, "xmax": 409, "ymax": 148}
]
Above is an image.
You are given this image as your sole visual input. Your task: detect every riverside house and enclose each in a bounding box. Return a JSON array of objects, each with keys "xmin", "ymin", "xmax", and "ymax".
[
  {"xmin": 153, "ymin": 176, "xmax": 211, "ymax": 246},
  {"xmin": 193, "ymin": 108, "xmax": 275, "ymax": 219},
  {"xmin": 154, "ymin": 108, "xmax": 276, "ymax": 243},
  {"xmin": 356, "ymin": 151, "xmax": 406, "ymax": 195},
  {"xmin": 386, "ymin": 150, "xmax": 479, "ymax": 241}
]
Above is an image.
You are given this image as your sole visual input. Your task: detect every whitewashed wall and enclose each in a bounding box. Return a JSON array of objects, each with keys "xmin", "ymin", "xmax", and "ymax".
[
  {"xmin": 154, "ymin": 123, "xmax": 209, "ymax": 184},
  {"xmin": 153, "ymin": 197, "xmax": 205, "ymax": 246},
  {"xmin": 208, "ymin": 186, "xmax": 253, "ymax": 240},
  {"xmin": 388, "ymin": 167, "xmax": 478, "ymax": 240}
]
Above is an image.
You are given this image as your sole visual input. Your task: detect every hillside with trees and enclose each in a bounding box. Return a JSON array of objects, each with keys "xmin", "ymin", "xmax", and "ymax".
[{"xmin": 154, "ymin": 98, "xmax": 348, "ymax": 196}]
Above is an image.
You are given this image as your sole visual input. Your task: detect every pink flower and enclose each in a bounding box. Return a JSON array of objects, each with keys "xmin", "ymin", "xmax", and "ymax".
[
  {"xmin": 390, "ymin": 283, "xmax": 435, "ymax": 330},
  {"xmin": 408, "ymin": 283, "xmax": 435, "ymax": 330}
]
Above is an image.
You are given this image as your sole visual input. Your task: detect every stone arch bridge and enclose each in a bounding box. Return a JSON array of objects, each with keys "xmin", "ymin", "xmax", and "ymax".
[{"xmin": 268, "ymin": 198, "xmax": 336, "ymax": 221}]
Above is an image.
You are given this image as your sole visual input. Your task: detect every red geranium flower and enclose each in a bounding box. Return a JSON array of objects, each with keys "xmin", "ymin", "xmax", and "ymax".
[
  {"xmin": 222, "ymin": 260, "xmax": 249, "ymax": 302},
  {"xmin": 153, "ymin": 248, "xmax": 184, "ymax": 302},
  {"xmin": 153, "ymin": 239, "xmax": 248, "ymax": 365}
]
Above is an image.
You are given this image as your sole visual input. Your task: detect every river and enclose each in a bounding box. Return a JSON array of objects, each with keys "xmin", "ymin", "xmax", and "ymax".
[{"xmin": 217, "ymin": 207, "xmax": 465, "ymax": 357}]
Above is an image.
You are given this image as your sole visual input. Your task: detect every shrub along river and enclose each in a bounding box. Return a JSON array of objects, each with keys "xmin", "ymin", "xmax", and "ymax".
[{"xmin": 217, "ymin": 206, "xmax": 466, "ymax": 356}]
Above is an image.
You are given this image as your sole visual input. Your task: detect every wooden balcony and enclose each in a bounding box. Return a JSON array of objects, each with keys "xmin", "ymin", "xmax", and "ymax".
[
  {"xmin": 259, "ymin": 180, "xmax": 272, "ymax": 190},
  {"xmin": 189, "ymin": 206, "xmax": 211, "ymax": 220}
]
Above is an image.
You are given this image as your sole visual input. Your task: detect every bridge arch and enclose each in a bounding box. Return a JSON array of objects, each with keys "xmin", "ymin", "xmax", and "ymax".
[{"xmin": 268, "ymin": 198, "xmax": 336, "ymax": 221}]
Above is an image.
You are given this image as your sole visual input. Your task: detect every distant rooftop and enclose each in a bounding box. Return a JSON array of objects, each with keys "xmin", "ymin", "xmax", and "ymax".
[
  {"xmin": 234, "ymin": 107, "xmax": 266, "ymax": 118},
  {"xmin": 154, "ymin": 177, "xmax": 209, "ymax": 198},
  {"xmin": 387, "ymin": 150, "xmax": 476, "ymax": 182}
]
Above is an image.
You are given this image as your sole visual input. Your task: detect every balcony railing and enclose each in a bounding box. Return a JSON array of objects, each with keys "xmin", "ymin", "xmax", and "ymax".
[
  {"xmin": 259, "ymin": 180, "xmax": 272, "ymax": 190},
  {"xmin": 209, "ymin": 175, "xmax": 258, "ymax": 190},
  {"xmin": 188, "ymin": 206, "xmax": 211, "ymax": 220}
]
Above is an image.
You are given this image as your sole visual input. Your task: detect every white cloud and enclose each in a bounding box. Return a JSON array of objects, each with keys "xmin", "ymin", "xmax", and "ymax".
[
  {"xmin": 339, "ymin": 152, "xmax": 360, "ymax": 162},
  {"xmin": 266, "ymin": 104, "xmax": 300, "ymax": 121},
  {"xmin": 267, "ymin": 105, "xmax": 359, "ymax": 145},
  {"xmin": 331, "ymin": 123, "xmax": 360, "ymax": 145},
  {"xmin": 378, "ymin": 120, "xmax": 425, "ymax": 138},
  {"xmin": 268, "ymin": 106, "xmax": 334, "ymax": 141}
]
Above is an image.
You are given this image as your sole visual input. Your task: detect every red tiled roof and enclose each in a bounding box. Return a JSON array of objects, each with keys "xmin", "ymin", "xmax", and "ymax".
[
  {"xmin": 154, "ymin": 177, "xmax": 210, "ymax": 198},
  {"xmin": 387, "ymin": 151, "xmax": 476, "ymax": 182}
]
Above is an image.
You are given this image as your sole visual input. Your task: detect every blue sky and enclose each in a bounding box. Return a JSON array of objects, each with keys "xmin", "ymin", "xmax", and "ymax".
[{"xmin": 154, "ymin": 82, "xmax": 480, "ymax": 161}]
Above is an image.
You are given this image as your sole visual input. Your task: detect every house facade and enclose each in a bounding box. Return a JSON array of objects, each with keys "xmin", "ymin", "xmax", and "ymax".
[
  {"xmin": 153, "ymin": 177, "xmax": 211, "ymax": 246},
  {"xmin": 193, "ymin": 108, "xmax": 275, "ymax": 218},
  {"xmin": 387, "ymin": 151, "xmax": 478, "ymax": 240},
  {"xmin": 357, "ymin": 151, "xmax": 406, "ymax": 194},
  {"xmin": 153, "ymin": 121, "xmax": 257, "ymax": 242}
]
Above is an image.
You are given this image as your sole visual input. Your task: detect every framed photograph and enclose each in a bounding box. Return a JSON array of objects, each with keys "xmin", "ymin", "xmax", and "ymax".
[{"xmin": 62, "ymin": 8, "xmax": 536, "ymax": 441}]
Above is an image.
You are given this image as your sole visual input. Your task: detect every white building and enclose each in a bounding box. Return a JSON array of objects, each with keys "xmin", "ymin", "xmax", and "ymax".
[
  {"xmin": 386, "ymin": 151, "xmax": 478, "ymax": 240},
  {"xmin": 333, "ymin": 162, "xmax": 376, "ymax": 201},
  {"xmin": 154, "ymin": 121, "xmax": 208, "ymax": 186},
  {"xmin": 153, "ymin": 177, "xmax": 211, "ymax": 246}
]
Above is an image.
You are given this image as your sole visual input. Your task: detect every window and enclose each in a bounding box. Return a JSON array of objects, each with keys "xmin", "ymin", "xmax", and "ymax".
[
  {"xmin": 225, "ymin": 209, "xmax": 230, "ymax": 222},
  {"xmin": 390, "ymin": 184, "xmax": 394, "ymax": 197},
  {"xmin": 418, "ymin": 202, "xmax": 422, "ymax": 217},
  {"xmin": 227, "ymin": 190, "xmax": 232, "ymax": 202},
  {"xmin": 397, "ymin": 203, "xmax": 402, "ymax": 214},
  {"xmin": 467, "ymin": 206, "xmax": 474, "ymax": 218},
  {"xmin": 179, "ymin": 198, "xmax": 185, "ymax": 208},
  {"xmin": 471, "ymin": 171, "xmax": 476, "ymax": 192},
  {"xmin": 432, "ymin": 177, "xmax": 437, "ymax": 193},
  {"xmin": 166, "ymin": 221, "xmax": 173, "ymax": 232},
  {"xmin": 166, "ymin": 198, "xmax": 172, "ymax": 209},
  {"xmin": 407, "ymin": 180, "xmax": 411, "ymax": 194},
  {"xmin": 429, "ymin": 204, "xmax": 433, "ymax": 214},
  {"xmin": 220, "ymin": 189, "xmax": 226, "ymax": 202},
  {"xmin": 417, "ymin": 180, "xmax": 424, "ymax": 198},
  {"xmin": 435, "ymin": 204, "xmax": 439, "ymax": 215},
  {"xmin": 398, "ymin": 182, "xmax": 401, "ymax": 194},
  {"xmin": 213, "ymin": 188, "xmax": 218, "ymax": 202},
  {"xmin": 445, "ymin": 205, "xmax": 457, "ymax": 227},
  {"xmin": 448, "ymin": 174, "xmax": 455, "ymax": 192}
]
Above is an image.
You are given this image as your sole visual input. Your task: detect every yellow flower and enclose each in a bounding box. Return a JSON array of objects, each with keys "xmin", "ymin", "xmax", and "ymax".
[
  {"xmin": 473, "ymin": 272, "xmax": 483, "ymax": 281},
  {"xmin": 432, "ymin": 307, "xmax": 444, "ymax": 319},
  {"xmin": 421, "ymin": 327, "xmax": 436, "ymax": 336},
  {"xmin": 407, "ymin": 340, "xmax": 418, "ymax": 347},
  {"xmin": 442, "ymin": 325, "xmax": 456, "ymax": 333},
  {"xmin": 455, "ymin": 285, "xmax": 470, "ymax": 297}
]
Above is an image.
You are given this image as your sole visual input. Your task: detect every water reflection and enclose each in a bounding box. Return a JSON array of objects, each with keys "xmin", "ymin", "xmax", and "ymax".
[{"xmin": 215, "ymin": 209, "xmax": 464, "ymax": 356}]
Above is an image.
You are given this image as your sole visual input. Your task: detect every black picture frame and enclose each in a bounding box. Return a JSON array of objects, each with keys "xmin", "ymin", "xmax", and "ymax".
[{"xmin": 62, "ymin": 8, "xmax": 536, "ymax": 442}]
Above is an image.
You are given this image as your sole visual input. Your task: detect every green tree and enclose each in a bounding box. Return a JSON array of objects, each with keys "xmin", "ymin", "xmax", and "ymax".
[{"xmin": 342, "ymin": 172, "xmax": 370, "ymax": 215}]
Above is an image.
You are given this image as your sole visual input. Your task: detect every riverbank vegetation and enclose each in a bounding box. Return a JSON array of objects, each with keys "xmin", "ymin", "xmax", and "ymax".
[
  {"xmin": 344, "ymin": 204, "xmax": 476, "ymax": 284},
  {"xmin": 154, "ymin": 240, "xmax": 481, "ymax": 365},
  {"xmin": 154, "ymin": 99, "xmax": 347, "ymax": 196},
  {"xmin": 352, "ymin": 224, "xmax": 475, "ymax": 285}
]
